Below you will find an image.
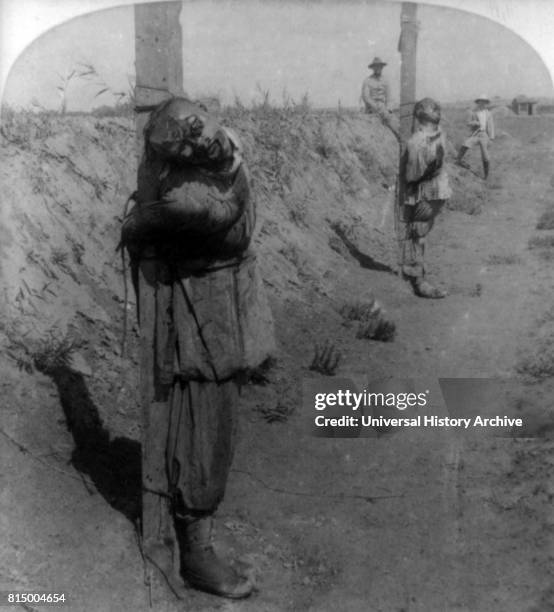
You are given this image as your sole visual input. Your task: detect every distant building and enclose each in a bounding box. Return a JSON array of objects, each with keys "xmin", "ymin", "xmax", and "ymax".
[{"xmin": 512, "ymin": 95, "xmax": 538, "ymax": 115}]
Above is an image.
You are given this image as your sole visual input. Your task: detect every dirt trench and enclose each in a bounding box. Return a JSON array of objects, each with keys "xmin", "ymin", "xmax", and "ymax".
[{"xmin": 0, "ymin": 111, "xmax": 553, "ymax": 612}]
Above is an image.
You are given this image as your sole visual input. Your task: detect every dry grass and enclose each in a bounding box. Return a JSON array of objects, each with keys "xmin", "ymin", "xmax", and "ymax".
[
  {"xmin": 255, "ymin": 401, "xmax": 295, "ymax": 423},
  {"xmin": 528, "ymin": 235, "xmax": 554, "ymax": 249},
  {"xmin": 536, "ymin": 209, "xmax": 554, "ymax": 230},
  {"xmin": 487, "ymin": 253, "xmax": 522, "ymax": 265},
  {"xmin": 340, "ymin": 300, "xmax": 396, "ymax": 342},
  {"xmin": 31, "ymin": 332, "xmax": 79, "ymax": 374},
  {"xmin": 310, "ymin": 341, "xmax": 341, "ymax": 376},
  {"xmin": 50, "ymin": 248, "xmax": 69, "ymax": 266},
  {"xmin": 527, "ymin": 234, "xmax": 554, "ymax": 261},
  {"xmin": 517, "ymin": 342, "xmax": 554, "ymax": 381}
]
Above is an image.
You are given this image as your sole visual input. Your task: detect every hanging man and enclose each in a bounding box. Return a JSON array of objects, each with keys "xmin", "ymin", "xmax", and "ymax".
[
  {"xmin": 456, "ymin": 94, "xmax": 495, "ymax": 179},
  {"xmin": 121, "ymin": 97, "xmax": 274, "ymax": 599},
  {"xmin": 400, "ymin": 97, "xmax": 451, "ymax": 299}
]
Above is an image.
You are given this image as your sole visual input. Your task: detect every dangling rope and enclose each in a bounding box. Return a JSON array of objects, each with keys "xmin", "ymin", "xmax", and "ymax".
[{"xmin": 118, "ymin": 192, "xmax": 137, "ymax": 359}]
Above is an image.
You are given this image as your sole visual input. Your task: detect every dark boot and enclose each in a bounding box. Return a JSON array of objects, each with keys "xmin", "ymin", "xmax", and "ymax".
[
  {"xmin": 412, "ymin": 278, "xmax": 447, "ymax": 299},
  {"xmin": 177, "ymin": 515, "xmax": 253, "ymax": 599},
  {"xmin": 483, "ymin": 160, "xmax": 490, "ymax": 179}
]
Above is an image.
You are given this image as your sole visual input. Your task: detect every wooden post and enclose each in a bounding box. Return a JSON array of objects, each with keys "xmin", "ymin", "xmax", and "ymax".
[
  {"xmin": 395, "ymin": 2, "xmax": 418, "ymax": 270},
  {"xmin": 399, "ymin": 2, "xmax": 418, "ymax": 147},
  {"xmin": 134, "ymin": 1, "xmax": 186, "ymax": 594},
  {"xmin": 135, "ymin": 1, "xmax": 184, "ymax": 134}
]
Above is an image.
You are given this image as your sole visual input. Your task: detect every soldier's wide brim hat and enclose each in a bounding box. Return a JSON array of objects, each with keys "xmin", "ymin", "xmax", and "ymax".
[
  {"xmin": 475, "ymin": 94, "xmax": 490, "ymax": 103},
  {"xmin": 369, "ymin": 57, "xmax": 387, "ymax": 69}
]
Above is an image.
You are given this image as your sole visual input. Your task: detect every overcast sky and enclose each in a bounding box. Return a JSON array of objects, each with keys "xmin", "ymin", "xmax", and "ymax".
[{"xmin": 2, "ymin": 0, "xmax": 553, "ymax": 111}]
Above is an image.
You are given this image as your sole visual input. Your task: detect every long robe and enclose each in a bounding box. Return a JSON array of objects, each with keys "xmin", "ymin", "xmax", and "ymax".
[{"xmin": 130, "ymin": 152, "xmax": 274, "ymax": 514}]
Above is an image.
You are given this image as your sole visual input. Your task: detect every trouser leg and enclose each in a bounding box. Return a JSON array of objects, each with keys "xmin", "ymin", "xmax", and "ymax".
[
  {"xmin": 167, "ymin": 379, "xmax": 239, "ymax": 515},
  {"xmin": 166, "ymin": 378, "xmax": 252, "ymax": 598},
  {"xmin": 457, "ymin": 145, "xmax": 469, "ymax": 162},
  {"xmin": 401, "ymin": 200, "xmax": 441, "ymax": 279},
  {"xmin": 401, "ymin": 200, "xmax": 447, "ymax": 298},
  {"xmin": 479, "ymin": 140, "xmax": 490, "ymax": 178}
]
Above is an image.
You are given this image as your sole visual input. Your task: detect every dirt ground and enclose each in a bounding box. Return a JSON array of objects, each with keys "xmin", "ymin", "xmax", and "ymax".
[{"xmin": 0, "ymin": 107, "xmax": 553, "ymax": 612}]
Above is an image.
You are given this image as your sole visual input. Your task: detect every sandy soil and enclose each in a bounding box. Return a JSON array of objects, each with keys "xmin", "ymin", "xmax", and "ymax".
[{"xmin": 0, "ymin": 108, "xmax": 552, "ymax": 612}]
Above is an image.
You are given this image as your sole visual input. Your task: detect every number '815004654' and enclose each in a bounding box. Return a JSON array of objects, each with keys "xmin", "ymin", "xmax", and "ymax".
[{"xmin": 3, "ymin": 592, "xmax": 67, "ymax": 605}]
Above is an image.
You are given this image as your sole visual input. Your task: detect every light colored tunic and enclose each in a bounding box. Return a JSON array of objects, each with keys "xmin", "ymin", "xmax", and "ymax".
[{"xmin": 361, "ymin": 75, "xmax": 390, "ymax": 113}]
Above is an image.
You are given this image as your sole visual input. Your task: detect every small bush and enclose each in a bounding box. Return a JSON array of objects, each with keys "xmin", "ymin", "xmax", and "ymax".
[
  {"xmin": 255, "ymin": 401, "xmax": 294, "ymax": 423},
  {"xmin": 527, "ymin": 235, "xmax": 554, "ymax": 261},
  {"xmin": 51, "ymin": 248, "xmax": 69, "ymax": 266},
  {"xmin": 517, "ymin": 345, "xmax": 554, "ymax": 381},
  {"xmin": 528, "ymin": 235, "xmax": 554, "ymax": 249},
  {"xmin": 487, "ymin": 253, "xmax": 522, "ymax": 265},
  {"xmin": 340, "ymin": 300, "xmax": 379, "ymax": 322},
  {"xmin": 340, "ymin": 300, "xmax": 396, "ymax": 342},
  {"xmin": 356, "ymin": 318, "xmax": 396, "ymax": 342},
  {"xmin": 536, "ymin": 209, "xmax": 554, "ymax": 230},
  {"xmin": 32, "ymin": 333, "xmax": 78, "ymax": 374},
  {"xmin": 310, "ymin": 341, "xmax": 341, "ymax": 376}
]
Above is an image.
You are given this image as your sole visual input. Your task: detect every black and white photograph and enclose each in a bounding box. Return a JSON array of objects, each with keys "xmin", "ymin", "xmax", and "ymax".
[{"xmin": 1, "ymin": 1, "xmax": 553, "ymax": 610}]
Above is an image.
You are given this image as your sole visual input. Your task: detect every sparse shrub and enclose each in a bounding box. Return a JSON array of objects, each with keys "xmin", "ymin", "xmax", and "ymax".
[
  {"xmin": 31, "ymin": 171, "xmax": 48, "ymax": 195},
  {"xmin": 278, "ymin": 243, "xmax": 301, "ymax": 268},
  {"xmin": 26, "ymin": 250, "xmax": 40, "ymax": 265},
  {"xmin": 517, "ymin": 343, "xmax": 554, "ymax": 381},
  {"xmin": 286, "ymin": 196, "xmax": 309, "ymax": 226},
  {"xmin": 528, "ymin": 235, "xmax": 554, "ymax": 249},
  {"xmin": 51, "ymin": 248, "xmax": 69, "ymax": 266},
  {"xmin": 255, "ymin": 401, "xmax": 294, "ymax": 423},
  {"xmin": 341, "ymin": 300, "xmax": 376, "ymax": 322},
  {"xmin": 536, "ymin": 250, "xmax": 554, "ymax": 262},
  {"xmin": 1, "ymin": 105, "xmax": 55, "ymax": 146},
  {"xmin": 87, "ymin": 213, "xmax": 97, "ymax": 231},
  {"xmin": 340, "ymin": 300, "xmax": 396, "ymax": 342},
  {"xmin": 310, "ymin": 341, "xmax": 341, "ymax": 376},
  {"xmin": 356, "ymin": 318, "xmax": 396, "ymax": 342},
  {"xmin": 536, "ymin": 209, "xmax": 554, "ymax": 230},
  {"xmin": 527, "ymin": 235, "xmax": 554, "ymax": 261},
  {"xmin": 487, "ymin": 253, "xmax": 522, "ymax": 265},
  {"xmin": 32, "ymin": 332, "xmax": 79, "ymax": 374},
  {"xmin": 314, "ymin": 124, "xmax": 332, "ymax": 158}
]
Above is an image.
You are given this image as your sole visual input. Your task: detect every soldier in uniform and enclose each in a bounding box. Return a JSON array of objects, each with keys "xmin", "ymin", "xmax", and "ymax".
[
  {"xmin": 456, "ymin": 94, "xmax": 495, "ymax": 179},
  {"xmin": 121, "ymin": 97, "xmax": 274, "ymax": 599},
  {"xmin": 361, "ymin": 56, "xmax": 390, "ymax": 115},
  {"xmin": 361, "ymin": 56, "xmax": 399, "ymax": 140},
  {"xmin": 400, "ymin": 97, "xmax": 451, "ymax": 298}
]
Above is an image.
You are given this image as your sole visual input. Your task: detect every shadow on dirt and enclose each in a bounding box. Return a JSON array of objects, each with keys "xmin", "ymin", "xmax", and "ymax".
[
  {"xmin": 44, "ymin": 366, "xmax": 142, "ymax": 524},
  {"xmin": 331, "ymin": 223, "xmax": 396, "ymax": 273}
]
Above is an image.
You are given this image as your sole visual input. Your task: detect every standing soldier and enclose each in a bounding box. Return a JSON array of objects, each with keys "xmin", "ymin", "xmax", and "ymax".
[
  {"xmin": 400, "ymin": 97, "xmax": 451, "ymax": 298},
  {"xmin": 121, "ymin": 97, "xmax": 274, "ymax": 599},
  {"xmin": 362, "ymin": 56, "xmax": 390, "ymax": 115},
  {"xmin": 362, "ymin": 56, "xmax": 399, "ymax": 140},
  {"xmin": 456, "ymin": 94, "xmax": 495, "ymax": 179}
]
